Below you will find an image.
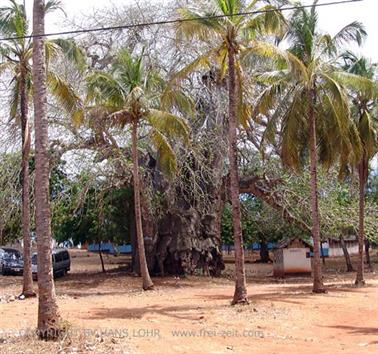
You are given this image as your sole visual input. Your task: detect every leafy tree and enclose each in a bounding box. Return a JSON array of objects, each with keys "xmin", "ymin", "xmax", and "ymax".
[
  {"xmin": 86, "ymin": 48, "xmax": 189, "ymax": 290},
  {"xmin": 340, "ymin": 52, "xmax": 378, "ymax": 285},
  {"xmin": 172, "ymin": 0, "xmax": 286, "ymax": 305},
  {"xmin": 0, "ymin": 0, "xmax": 83, "ymax": 298},
  {"xmin": 252, "ymin": 1, "xmax": 366, "ymax": 292}
]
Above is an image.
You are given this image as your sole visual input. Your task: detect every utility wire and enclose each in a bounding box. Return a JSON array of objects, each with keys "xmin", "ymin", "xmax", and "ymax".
[{"xmin": 0, "ymin": 0, "xmax": 363, "ymax": 42}]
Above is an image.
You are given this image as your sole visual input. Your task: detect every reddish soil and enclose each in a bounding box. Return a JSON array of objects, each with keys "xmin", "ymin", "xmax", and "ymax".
[{"xmin": 0, "ymin": 250, "xmax": 377, "ymax": 353}]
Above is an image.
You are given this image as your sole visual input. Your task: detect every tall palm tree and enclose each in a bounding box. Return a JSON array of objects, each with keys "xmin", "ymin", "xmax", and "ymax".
[
  {"xmin": 340, "ymin": 52, "xmax": 378, "ymax": 286},
  {"xmin": 86, "ymin": 48, "xmax": 189, "ymax": 290},
  {"xmin": 33, "ymin": 0, "xmax": 60, "ymax": 339},
  {"xmin": 171, "ymin": 0, "xmax": 286, "ymax": 305},
  {"xmin": 252, "ymin": 1, "xmax": 366, "ymax": 292},
  {"xmin": 0, "ymin": 0, "xmax": 83, "ymax": 298}
]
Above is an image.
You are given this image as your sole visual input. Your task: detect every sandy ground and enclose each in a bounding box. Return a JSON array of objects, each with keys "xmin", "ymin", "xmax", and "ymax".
[{"xmin": 0, "ymin": 250, "xmax": 377, "ymax": 354}]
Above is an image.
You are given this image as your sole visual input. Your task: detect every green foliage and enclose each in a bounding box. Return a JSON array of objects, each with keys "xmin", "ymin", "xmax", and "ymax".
[
  {"xmin": 51, "ymin": 169, "xmax": 134, "ymax": 246},
  {"xmin": 221, "ymin": 194, "xmax": 305, "ymax": 247}
]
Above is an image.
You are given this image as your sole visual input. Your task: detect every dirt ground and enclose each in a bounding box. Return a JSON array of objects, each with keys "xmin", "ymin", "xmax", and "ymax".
[{"xmin": 0, "ymin": 250, "xmax": 377, "ymax": 354}]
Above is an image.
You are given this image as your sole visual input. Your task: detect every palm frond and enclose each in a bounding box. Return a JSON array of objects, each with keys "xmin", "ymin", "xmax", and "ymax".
[
  {"xmin": 320, "ymin": 72, "xmax": 351, "ymax": 139},
  {"xmin": 160, "ymin": 88, "xmax": 194, "ymax": 116},
  {"xmin": 86, "ymin": 71, "xmax": 125, "ymax": 108},
  {"xmin": 244, "ymin": 40, "xmax": 308, "ymax": 82},
  {"xmin": 176, "ymin": 7, "xmax": 224, "ymax": 42},
  {"xmin": 331, "ymin": 71, "xmax": 378, "ymax": 100},
  {"xmin": 149, "ymin": 129, "xmax": 177, "ymax": 178},
  {"xmin": 243, "ymin": 4, "xmax": 286, "ymax": 39},
  {"xmin": 359, "ymin": 110, "xmax": 378, "ymax": 159},
  {"xmin": 52, "ymin": 38, "xmax": 87, "ymax": 72},
  {"xmin": 47, "ymin": 71, "xmax": 82, "ymax": 115},
  {"xmin": 146, "ymin": 109, "xmax": 190, "ymax": 144},
  {"xmin": 168, "ymin": 50, "xmax": 214, "ymax": 85},
  {"xmin": 331, "ymin": 21, "xmax": 367, "ymax": 48}
]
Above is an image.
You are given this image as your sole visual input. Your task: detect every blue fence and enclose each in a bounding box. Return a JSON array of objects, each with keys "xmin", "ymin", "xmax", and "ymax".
[
  {"xmin": 222, "ymin": 242, "xmax": 276, "ymax": 252},
  {"xmin": 88, "ymin": 243, "xmax": 132, "ymax": 254}
]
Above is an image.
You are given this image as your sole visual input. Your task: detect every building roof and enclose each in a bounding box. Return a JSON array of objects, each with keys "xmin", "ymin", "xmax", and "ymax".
[
  {"xmin": 276, "ymin": 238, "xmax": 313, "ymax": 251},
  {"xmin": 328, "ymin": 235, "xmax": 357, "ymax": 242}
]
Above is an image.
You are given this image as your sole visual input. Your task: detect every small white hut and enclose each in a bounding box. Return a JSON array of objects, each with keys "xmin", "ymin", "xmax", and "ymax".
[{"xmin": 273, "ymin": 238, "xmax": 313, "ymax": 277}]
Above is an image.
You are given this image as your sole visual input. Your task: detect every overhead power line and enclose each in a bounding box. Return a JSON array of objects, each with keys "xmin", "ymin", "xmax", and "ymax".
[{"xmin": 0, "ymin": 0, "xmax": 364, "ymax": 42}]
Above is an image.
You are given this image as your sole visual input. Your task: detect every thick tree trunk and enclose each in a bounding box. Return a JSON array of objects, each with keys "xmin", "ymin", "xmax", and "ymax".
[
  {"xmin": 131, "ymin": 120, "xmax": 154, "ymax": 290},
  {"xmin": 20, "ymin": 64, "xmax": 35, "ymax": 298},
  {"xmin": 33, "ymin": 0, "xmax": 60, "ymax": 339},
  {"xmin": 228, "ymin": 46, "xmax": 248, "ymax": 304},
  {"xmin": 355, "ymin": 158, "xmax": 367, "ymax": 285},
  {"xmin": 340, "ymin": 236, "xmax": 354, "ymax": 272},
  {"xmin": 308, "ymin": 87, "xmax": 326, "ymax": 293}
]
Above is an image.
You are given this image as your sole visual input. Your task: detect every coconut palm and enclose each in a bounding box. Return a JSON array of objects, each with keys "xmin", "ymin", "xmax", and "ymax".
[
  {"xmin": 0, "ymin": 0, "xmax": 83, "ymax": 298},
  {"xmin": 339, "ymin": 52, "xmax": 378, "ymax": 286},
  {"xmin": 251, "ymin": 1, "xmax": 367, "ymax": 292},
  {"xmin": 86, "ymin": 48, "xmax": 189, "ymax": 290},
  {"xmin": 32, "ymin": 0, "xmax": 61, "ymax": 339},
  {"xmin": 170, "ymin": 0, "xmax": 286, "ymax": 304}
]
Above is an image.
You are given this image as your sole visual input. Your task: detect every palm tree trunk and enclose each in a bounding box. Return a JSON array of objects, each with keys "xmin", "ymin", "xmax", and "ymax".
[
  {"xmin": 33, "ymin": 0, "xmax": 60, "ymax": 339},
  {"xmin": 355, "ymin": 157, "xmax": 366, "ymax": 286},
  {"xmin": 308, "ymin": 87, "xmax": 326, "ymax": 293},
  {"xmin": 131, "ymin": 120, "xmax": 154, "ymax": 290},
  {"xmin": 228, "ymin": 46, "xmax": 248, "ymax": 305},
  {"xmin": 20, "ymin": 64, "xmax": 35, "ymax": 298}
]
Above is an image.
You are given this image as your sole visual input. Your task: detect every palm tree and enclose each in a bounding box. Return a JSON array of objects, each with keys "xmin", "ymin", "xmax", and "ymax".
[
  {"xmin": 340, "ymin": 52, "xmax": 378, "ymax": 286},
  {"xmin": 33, "ymin": 0, "xmax": 60, "ymax": 339},
  {"xmin": 252, "ymin": 1, "xmax": 366, "ymax": 292},
  {"xmin": 0, "ymin": 0, "xmax": 83, "ymax": 298},
  {"xmin": 171, "ymin": 0, "xmax": 286, "ymax": 305},
  {"xmin": 86, "ymin": 49, "xmax": 189, "ymax": 290}
]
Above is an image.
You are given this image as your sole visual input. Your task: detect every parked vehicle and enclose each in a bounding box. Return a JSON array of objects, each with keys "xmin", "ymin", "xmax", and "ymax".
[
  {"xmin": 32, "ymin": 249, "xmax": 70, "ymax": 279},
  {"xmin": 0, "ymin": 248, "xmax": 23, "ymax": 275}
]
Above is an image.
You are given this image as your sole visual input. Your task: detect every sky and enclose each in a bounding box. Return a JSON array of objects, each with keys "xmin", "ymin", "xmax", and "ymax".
[{"xmin": 21, "ymin": 0, "xmax": 378, "ymax": 61}]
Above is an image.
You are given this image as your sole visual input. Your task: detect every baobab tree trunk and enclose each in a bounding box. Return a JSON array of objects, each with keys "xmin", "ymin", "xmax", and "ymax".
[
  {"xmin": 20, "ymin": 64, "xmax": 35, "ymax": 298},
  {"xmin": 228, "ymin": 46, "xmax": 248, "ymax": 305},
  {"xmin": 131, "ymin": 120, "xmax": 154, "ymax": 290},
  {"xmin": 33, "ymin": 0, "xmax": 61, "ymax": 339},
  {"xmin": 355, "ymin": 158, "xmax": 367, "ymax": 286},
  {"xmin": 308, "ymin": 87, "xmax": 326, "ymax": 293},
  {"xmin": 340, "ymin": 236, "xmax": 354, "ymax": 272}
]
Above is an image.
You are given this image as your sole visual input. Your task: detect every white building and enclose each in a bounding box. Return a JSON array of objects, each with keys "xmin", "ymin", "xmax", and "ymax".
[{"xmin": 273, "ymin": 238, "xmax": 312, "ymax": 277}]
